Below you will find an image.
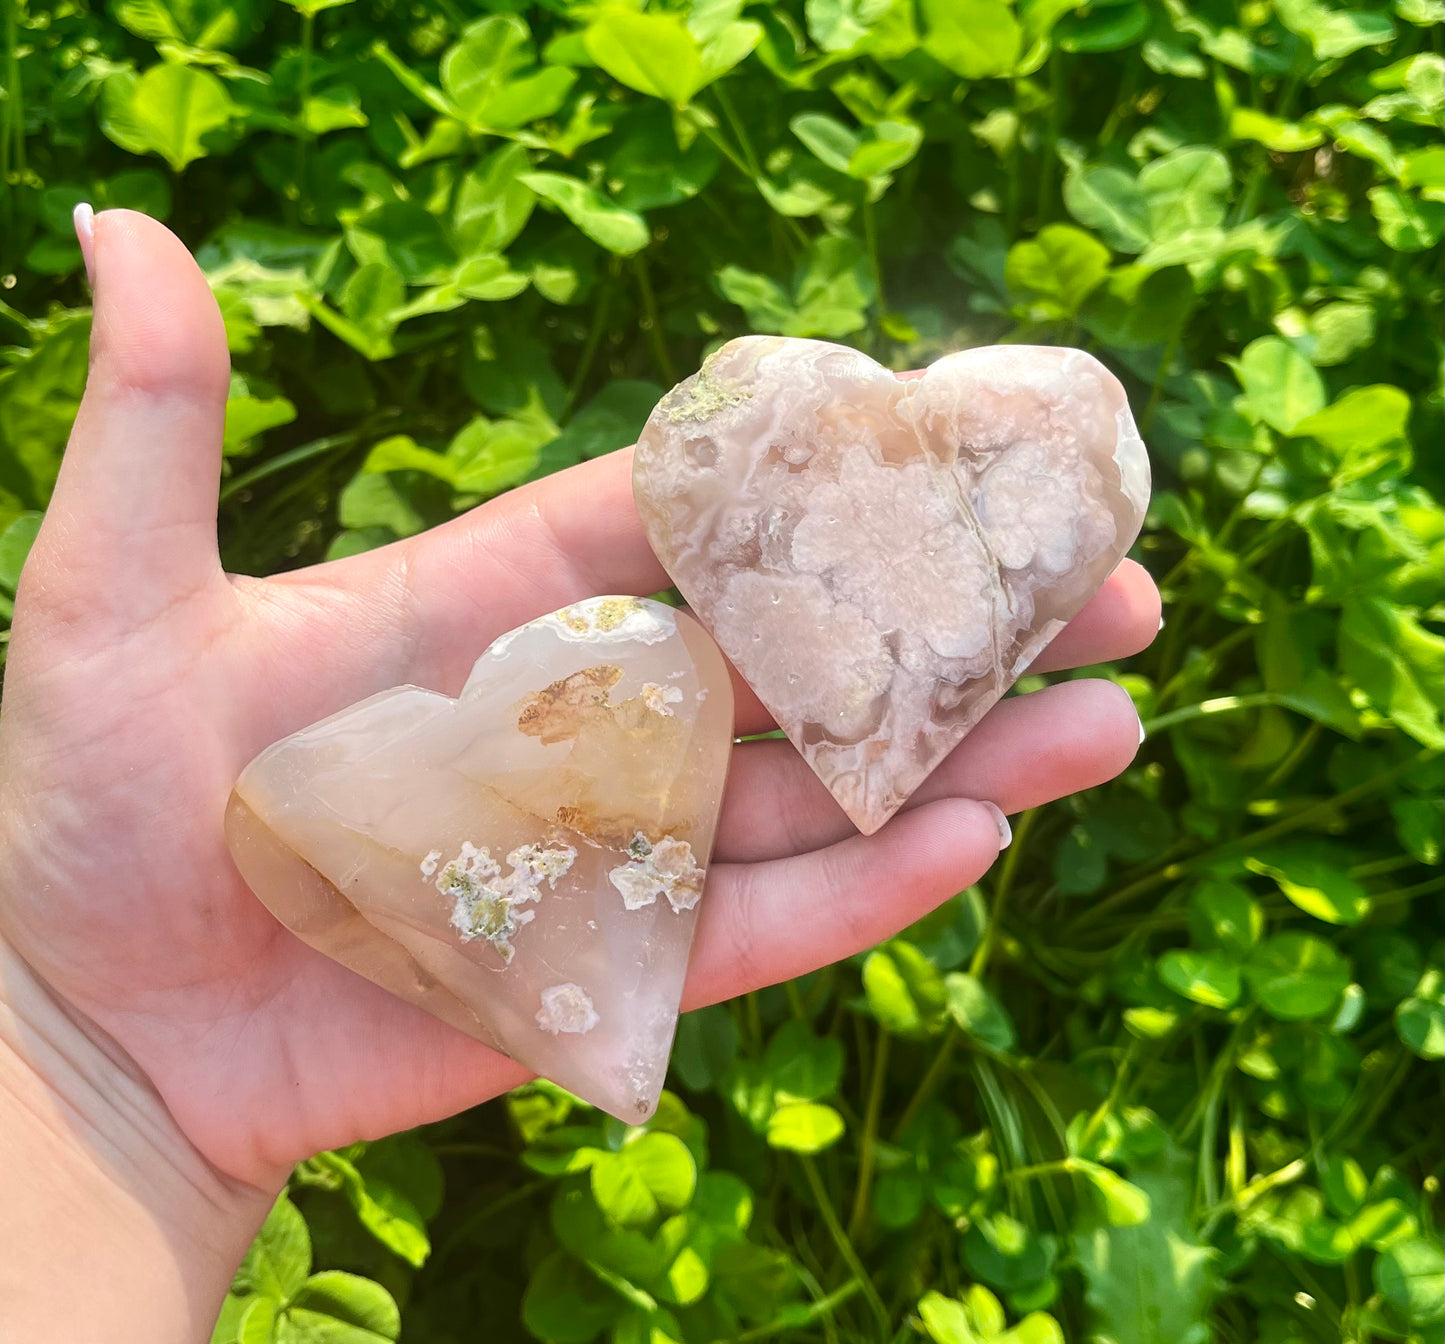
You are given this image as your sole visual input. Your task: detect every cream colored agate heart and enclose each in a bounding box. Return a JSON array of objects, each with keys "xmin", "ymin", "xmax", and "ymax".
[
  {"xmin": 226, "ymin": 597, "xmax": 733, "ymax": 1122},
  {"xmin": 633, "ymin": 337, "xmax": 1150, "ymax": 835}
]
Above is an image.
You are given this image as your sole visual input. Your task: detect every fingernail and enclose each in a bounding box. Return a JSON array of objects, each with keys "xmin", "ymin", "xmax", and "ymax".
[
  {"xmin": 73, "ymin": 203, "xmax": 96, "ymax": 288},
  {"xmin": 982, "ymin": 801, "xmax": 1012, "ymax": 850},
  {"xmin": 1158, "ymin": 613, "xmax": 1166, "ymax": 631},
  {"xmin": 1138, "ymin": 714, "xmax": 1148, "ymax": 744}
]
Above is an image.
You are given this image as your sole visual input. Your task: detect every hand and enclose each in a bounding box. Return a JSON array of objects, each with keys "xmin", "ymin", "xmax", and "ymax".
[{"xmin": 0, "ymin": 208, "xmax": 1157, "ymax": 1238}]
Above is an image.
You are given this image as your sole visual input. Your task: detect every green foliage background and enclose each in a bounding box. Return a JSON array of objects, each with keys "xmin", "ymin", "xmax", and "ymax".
[{"xmin": 2, "ymin": 0, "xmax": 1443, "ymax": 1341}]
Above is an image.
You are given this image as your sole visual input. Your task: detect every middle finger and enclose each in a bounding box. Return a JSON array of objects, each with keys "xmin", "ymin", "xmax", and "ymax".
[{"xmin": 715, "ymin": 677, "xmax": 1143, "ymax": 863}]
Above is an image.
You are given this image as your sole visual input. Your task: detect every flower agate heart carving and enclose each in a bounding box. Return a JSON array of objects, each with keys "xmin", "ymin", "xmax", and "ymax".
[
  {"xmin": 632, "ymin": 337, "xmax": 1150, "ymax": 834},
  {"xmin": 226, "ymin": 597, "xmax": 734, "ymax": 1121}
]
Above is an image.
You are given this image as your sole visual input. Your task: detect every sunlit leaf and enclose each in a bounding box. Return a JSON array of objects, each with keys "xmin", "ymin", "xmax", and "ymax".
[
  {"xmin": 1005, "ymin": 223, "xmax": 1111, "ymax": 318},
  {"xmin": 442, "ymin": 15, "xmax": 574, "ymax": 130},
  {"xmin": 1158, "ymin": 950, "xmax": 1242, "ymax": 1009},
  {"xmin": 1063, "ymin": 163, "xmax": 1151, "ymax": 253},
  {"xmin": 1245, "ymin": 933, "xmax": 1352, "ymax": 1020},
  {"xmin": 920, "ymin": 0, "xmax": 1022, "ymax": 78},
  {"xmin": 1071, "ymin": 1159, "xmax": 1152, "ymax": 1226},
  {"xmin": 1245, "ymin": 844, "xmax": 1372, "ymax": 926},
  {"xmin": 766, "ymin": 1102, "xmax": 845, "ymax": 1153},
  {"xmin": 234, "ymin": 1194, "xmax": 311, "ymax": 1300},
  {"xmin": 520, "ymin": 172, "xmax": 650, "ymax": 255},
  {"xmin": 805, "ymin": 0, "xmax": 896, "ymax": 52},
  {"xmin": 1339, "ymin": 597, "xmax": 1445, "ymax": 750},
  {"xmin": 1231, "ymin": 335, "xmax": 1326, "ymax": 433},
  {"xmin": 290, "ymin": 1273, "xmax": 400, "ymax": 1339},
  {"xmin": 1368, "ymin": 186, "xmax": 1445, "ymax": 251},
  {"xmin": 943, "ymin": 973, "xmax": 1018, "ymax": 1052},
  {"xmin": 123, "ymin": 63, "xmax": 237, "ymax": 171},
  {"xmin": 585, "ymin": 9, "xmax": 706, "ymax": 106},
  {"xmin": 1374, "ymin": 1237, "xmax": 1445, "ymax": 1323},
  {"xmin": 863, "ymin": 941, "xmax": 947, "ymax": 1036},
  {"xmin": 1073, "ymin": 1160, "xmax": 1214, "ymax": 1344}
]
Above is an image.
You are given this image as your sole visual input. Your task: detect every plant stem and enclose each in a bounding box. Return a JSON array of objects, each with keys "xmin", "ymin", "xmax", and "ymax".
[
  {"xmin": 1098, "ymin": 63, "xmax": 1138, "ymax": 145},
  {"xmin": 1153, "ymin": 626, "xmax": 1253, "ymax": 713},
  {"xmin": 1005, "ymin": 79, "xmax": 1023, "ymax": 238},
  {"xmin": 1144, "ymin": 690, "xmax": 1282, "ymax": 735},
  {"xmin": 713, "ymin": 82, "xmax": 762, "ymax": 178},
  {"xmin": 564, "ymin": 278, "xmax": 611, "ymax": 416},
  {"xmin": 1252, "ymin": 721, "xmax": 1323, "ymax": 798},
  {"xmin": 293, "ymin": 10, "xmax": 315, "ymax": 215},
  {"xmin": 697, "ymin": 122, "xmax": 753, "ymax": 178},
  {"xmin": 1038, "ymin": 52, "xmax": 1063, "ymax": 222},
  {"xmin": 633, "ymin": 255, "xmax": 676, "ymax": 386},
  {"xmin": 971, "ymin": 807, "xmax": 1035, "ymax": 978},
  {"xmin": 1349, "ymin": 854, "xmax": 1420, "ymax": 880},
  {"xmin": 1226, "ymin": 1093, "xmax": 1247, "ymax": 1198},
  {"xmin": 218, "ymin": 414, "xmax": 404, "ymax": 502},
  {"xmin": 1329, "ymin": 1046, "xmax": 1413, "ymax": 1150},
  {"xmin": 1002, "ymin": 1158, "xmax": 1076, "ymax": 1184},
  {"xmin": 431, "ymin": 1179, "xmax": 548, "ymax": 1269},
  {"xmin": 2, "ymin": 0, "xmax": 25, "ymax": 229},
  {"xmin": 1068, "ymin": 750, "xmax": 1434, "ymax": 934},
  {"xmin": 1202, "ymin": 1155, "xmax": 1308, "ymax": 1233},
  {"xmin": 706, "ymin": 86, "xmax": 809, "ymax": 248},
  {"xmin": 729, "ymin": 1280, "xmax": 862, "ymax": 1344},
  {"xmin": 891, "ymin": 1031, "xmax": 958, "ymax": 1142},
  {"xmin": 847, "ymin": 1029, "xmax": 889, "ymax": 1240},
  {"xmin": 1077, "ymin": 1034, "xmax": 1143, "ymax": 1153},
  {"xmin": 1141, "ymin": 319, "xmax": 1185, "ymax": 431},
  {"xmin": 1218, "ymin": 753, "xmax": 1432, "ymax": 854},
  {"xmin": 863, "ymin": 197, "xmax": 886, "ymax": 347},
  {"xmin": 798, "ymin": 1156, "xmax": 890, "ymax": 1336},
  {"xmin": 745, "ymin": 992, "xmax": 763, "ymax": 1051}
]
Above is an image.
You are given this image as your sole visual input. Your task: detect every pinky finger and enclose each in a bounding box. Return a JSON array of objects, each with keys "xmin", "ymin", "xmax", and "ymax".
[{"xmin": 682, "ymin": 798, "xmax": 1006, "ymax": 1010}]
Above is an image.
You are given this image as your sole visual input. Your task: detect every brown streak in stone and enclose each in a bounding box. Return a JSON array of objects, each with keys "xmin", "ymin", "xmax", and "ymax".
[
  {"xmin": 517, "ymin": 665, "xmax": 624, "ymax": 745},
  {"xmin": 554, "ymin": 804, "xmax": 699, "ymax": 851}
]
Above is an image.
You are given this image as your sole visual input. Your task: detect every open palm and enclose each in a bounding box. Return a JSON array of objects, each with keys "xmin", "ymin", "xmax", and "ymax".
[{"xmin": 0, "ymin": 212, "xmax": 1159, "ymax": 1189}]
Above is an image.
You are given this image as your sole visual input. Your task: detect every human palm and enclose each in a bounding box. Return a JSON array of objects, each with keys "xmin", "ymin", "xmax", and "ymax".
[{"xmin": 0, "ymin": 212, "xmax": 1159, "ymax": 1190}]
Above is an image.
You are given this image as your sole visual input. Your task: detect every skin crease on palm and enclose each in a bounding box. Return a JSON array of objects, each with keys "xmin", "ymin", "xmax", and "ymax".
[{"xmin": 0, "ymin": 211, "xmax": 1159, "ymax": 1330}]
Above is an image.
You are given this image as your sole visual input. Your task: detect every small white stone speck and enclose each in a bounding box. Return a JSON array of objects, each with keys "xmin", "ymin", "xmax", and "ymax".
[
  {"xmin": 641, "ymin": 682, "xmax": 685, "ymax": 716},
  {"xmin": 536, "ymin": 983, "xmax": 599, "ymax": 1035}
]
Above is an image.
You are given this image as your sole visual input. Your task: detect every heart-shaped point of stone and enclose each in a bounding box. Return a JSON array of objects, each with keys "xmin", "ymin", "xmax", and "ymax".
[
  {"xmin": 227, "ymin": 597, "xmax": 734, "ymax": 1122},
  {"xmin": 633, "ymin": 337, "xmax": 1150, "ymax": 835}
]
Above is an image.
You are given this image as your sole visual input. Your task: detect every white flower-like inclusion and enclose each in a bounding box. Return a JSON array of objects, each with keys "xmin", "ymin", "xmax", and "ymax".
[
  {"xmin": 536, "ymin": 983, "xmax": 599, "ymax": 1035},
  {"xmin": 428, "ymin": 840, "xmax": 577, "ymax": 961},
  {"xmin": 608, "ymin": 833, "xmax": 705, "ymax": 912}
]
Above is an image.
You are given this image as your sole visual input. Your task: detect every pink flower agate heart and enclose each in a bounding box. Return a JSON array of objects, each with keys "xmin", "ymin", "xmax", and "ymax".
[{"xmin": 633, "ymin": 337, "xmax": 1150, "ymax": 835}]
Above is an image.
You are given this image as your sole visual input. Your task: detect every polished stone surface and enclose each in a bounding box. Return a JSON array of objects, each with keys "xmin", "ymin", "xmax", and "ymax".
[
  {"xmin": 634, "ymin": 337, "xmax": 1149, "ymax": 834},
  {"xmin": 227, "ymin": 597, "xmax": 734, "ymax": 1121}
]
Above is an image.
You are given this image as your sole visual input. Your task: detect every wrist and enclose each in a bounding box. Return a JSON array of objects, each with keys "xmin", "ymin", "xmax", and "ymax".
[{"xmin": 0, "ymin": 937, "xmax": 275, "ymax": 1344}]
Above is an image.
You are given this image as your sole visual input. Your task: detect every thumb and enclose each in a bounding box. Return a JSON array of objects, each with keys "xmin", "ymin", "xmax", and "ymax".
[{"xmin": 26, "ymin": 208, "xmax": 232, "ymax": 630}]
